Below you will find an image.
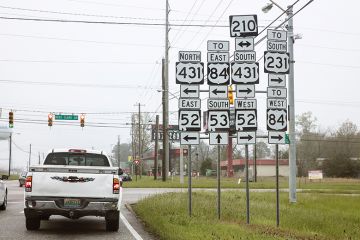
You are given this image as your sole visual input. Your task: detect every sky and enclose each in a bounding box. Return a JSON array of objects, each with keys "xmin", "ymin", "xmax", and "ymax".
[{"xmin": 0, "ymin": 0, "xmax": 360, "ymax": 170}]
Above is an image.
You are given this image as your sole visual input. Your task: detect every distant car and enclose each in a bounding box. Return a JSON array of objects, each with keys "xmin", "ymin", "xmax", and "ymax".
[
  {"xmin": 19, "ymin": 171, "xmax": 27, "ymax": 187},
  {"xmin": 0, "ymin": 175, "xmax": 8, "ymax": 211},
  {"xmin": 120, "ymin": 173, "xmax": 132, "ymax": 181}
]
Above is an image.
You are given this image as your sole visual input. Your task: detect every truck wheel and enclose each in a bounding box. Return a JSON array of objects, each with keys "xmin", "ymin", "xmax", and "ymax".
[
  {"xmin": 26, "ymin": 216, "xmax": 41, "ymax": 230},
  {"xmin": 19, "ymin": 182, "xmax": 23, "ymax": 187},
  {"xmin": 105, "ymin": 211, "xmax": 119, "ymax": 231},
  {"xmin": 0, "ymin": 191, "xmax": 7, "ymax": 210},
  {"xmin": 41, "ymin": 214, "xmax": 50, "ymax": 220}
]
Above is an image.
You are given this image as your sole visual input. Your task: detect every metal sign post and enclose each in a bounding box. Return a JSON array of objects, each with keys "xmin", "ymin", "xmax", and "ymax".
[
  {"xmin": 245, "ymin": 144, "xmax": 250, "ymax": 224},
  {"xmin": 188, "ymin": 145, "xmax": 192, "ymax": 217},
  {"xmin": 275, "ymin": 144, "xmax": 280, "ymax": 227},
  {"xmin": 217, "ymin": 145, "xmax": 221, "ymax": 219}
]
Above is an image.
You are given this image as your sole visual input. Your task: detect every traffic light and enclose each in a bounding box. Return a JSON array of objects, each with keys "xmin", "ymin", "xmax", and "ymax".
[
  {"xmin": 48, "ymin": 113, "xmax": 53, "ymax": 127},
  {"xmin": 9, "ymin": 111, "xmax": 14, "ymax": 128},
  {"xmin": 80, "ymin": 114, "xmax": 85, "ymax": 127},
  {"xmin": 228, "ymin": 85, "xmax": 234, "ymax": 105}
]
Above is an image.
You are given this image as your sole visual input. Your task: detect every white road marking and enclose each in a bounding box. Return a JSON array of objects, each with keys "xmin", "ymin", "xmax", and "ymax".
[{"xmin": 120, "ymin": 213, "xmax": 143, "ymax": 240}]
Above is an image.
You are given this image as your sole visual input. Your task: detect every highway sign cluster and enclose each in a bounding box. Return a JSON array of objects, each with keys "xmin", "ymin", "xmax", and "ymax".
[{"xmin": 265, "ymin": 29, "xmax": 289, "ymax": 144}]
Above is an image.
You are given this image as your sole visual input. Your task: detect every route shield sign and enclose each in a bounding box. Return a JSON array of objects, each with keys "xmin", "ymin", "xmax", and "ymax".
[
  {"xmin": 180, "ymin": 85, "xmax": 200, "ymax": 98},
  {"xmin": 231, "ymin": 62, "xmax": 259, "ymax": 84},
  {"xmin": 264, "ymin": 51, "xmax": 290, "ymax": 74},
  {"xmin": 207, "ymin": 63, "xmax": 230, "ymax": 85},
  {"xmin": 236, "ymin": 84, "xmax": 255, "ymax": 98},
  {"xmin": 267, "ymin": 109, "xmax": 287, "ymax": 131},
  {"xmin": 237, "ymin": 131, "xmax": 256, "ymax": 145},
  {"xmin": 235, "ymin": 37, "xmax": 254, "ymax": 51},
  {"xmin": 209, "ymin": 85, "xmax": 228, "ymax": 99},
  {"xmin": 207, "ymin": 111, "xmax": 230, "ymax": 131},
  {"xmin": 180, "ymin": 132, "xmax": 200, "ymax": 145},
  {"xmin": 176, "ymin": 62, "xmax": 204, "ymax": 84},
  {"xmin": 235, "ymin": 109, "xmax": 257, "ymax": 131},
  {"xmin": 229, "ymin": 15, "xmax": 258, "ymax": 37},
  {"xmin": 268, "ymin": 131, "xmax": 286, "ymax": 144},
  {"xmin": 209, "ymin": 132, "xmax": 229, "ymax": 145},
  {"xmin": 268, "ymin": 74, "xmax": 286, "ymax": 87},
  {"xmin": 178, "ymin": 110, "xmax": 201, "ymax": 131}
]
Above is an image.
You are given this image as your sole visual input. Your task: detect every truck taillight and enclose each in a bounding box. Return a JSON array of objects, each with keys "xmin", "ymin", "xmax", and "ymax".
[
  {"xmin": 113, "ymin": 178, "xmax": 121, "ymax": 194},
  {"xmin": 25, "ymin": 176, "xmax": 32, "ymax": 192}
]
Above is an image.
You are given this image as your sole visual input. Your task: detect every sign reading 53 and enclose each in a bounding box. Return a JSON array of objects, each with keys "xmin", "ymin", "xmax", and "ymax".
[
  {"xmin": 231, "ymin": 62, "xmax": 259, "ymax": 84},
  {"xmin": 176, "ymin": 62, "xmax": 204, "ymax": 84},
  {"xmin": 208, "ymin": 111, "xmax": 230, "ymax": 131}
]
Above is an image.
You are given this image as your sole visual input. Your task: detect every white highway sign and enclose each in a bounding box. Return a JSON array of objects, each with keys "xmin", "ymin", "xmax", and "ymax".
[
  {"xmin": 235, "ymin": 99, "xmax": 257, "ymax": 110},
  {"xmin": 237, "ymin": 131, "xmax": 256, "ymax": 145},
  {"xmin": 235, "ymin": 37, "xmax": 254, "ymax": 51},
  {"xmin": 234, "ymin": 51, "xmax": 256, "ymax": 62},
  {"xmin": 207, "ymin": 63, "xmax": 230, "ymax": 85},
  {"xmin": 235, "ymin": 110, "xmax": 257, "ymax": 131},
  {"xmin": 178, "ymin": 98, "xmax": 201, "ymax": 109},
  {"xmin": 267, "ymin": 87, "xmax": 287, "ymax": 98},
  {"xmin": 268, "ymin": 74, "xmax": 286, "ymax": 87},
  {"xmin": 209, "ymin": 132, "xmax": 229, "ymax": 145},
  {"xmin": 236, "ymin": 84, "xmax": 255, "ymax": 98},
  {"xmin": 267, "ymin": 40, "xmax": 287, "ymax": 52},
  {"xmin": 267, "ymin": 29, "xmax": 287, "ymax": 41},
  {"xmin": 267, "ymin": 109, "xmax": 287, "ymax": 131},
  {"xmin": 267, "ymin": 98, "xmax": 287, "ymax": 109},
  {"xmin": 180, "ymin": 132, "xmax": 200, "ymax": 145},
  {"xmin": 207, "ymin": 52, "xmax": 229, "ymax": 63},
  {"xmin": 231, "ymin": 62, "xmax": 259, "ymax": 84},
  {"xmin": 209, "ymin": 85, "xmax": 228, "ymax": 99},
  {"xmin": 176, "ymin": 62, "xmax": 204, "ymax": 84},
  {"xmin": 207, "ymin": 40, "xmax": 229, "ymax": 52},
  {"xmin": 208, "ymin": 99, "xmax": 230, "ymax": 110},
  {"xmin": 264, "ymin": 51, "xmax": 290, "ymax": 74},
  {"xmin": 178, "ymin": 110, "xmax": 201, "ymax": 131},
  {"xmin": 229, "ymin": 15, "xmax": 258, "ymax": 37},
  {"xmin": 178, "ymin": 51, "xmax": 201, "ymax": 62},
  {"xmin": 208, "ymin": 111, "xmax": 230, "ymax": 131},
  {"xmin": 268, "ymin": 131, "xmax": 286, "ymax": 144},
  {"xmin": 180, "ymin": 85, "xmax": 200, "ymax": 98}
]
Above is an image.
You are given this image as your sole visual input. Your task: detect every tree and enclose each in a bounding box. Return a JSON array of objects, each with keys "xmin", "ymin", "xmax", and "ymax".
[
  {"xmin": 200, "ymin": 158, "xmax": 213, "ymax": 176},
  {"xmin": 322, "ymin": 153, "xmax": 360, "ymax": 178},
  {"xmin": 256, "ymin": 141, "xmax": 270, "ymax": 158},
  {"xmin": 130, "ymin": 112, "xmax": 151, "ymax": 159}
]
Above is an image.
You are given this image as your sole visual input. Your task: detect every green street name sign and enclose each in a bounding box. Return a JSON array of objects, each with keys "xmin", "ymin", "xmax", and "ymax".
[{"xmin": 55, "ymin": 114, "xmax": 79, "ymax": 120}]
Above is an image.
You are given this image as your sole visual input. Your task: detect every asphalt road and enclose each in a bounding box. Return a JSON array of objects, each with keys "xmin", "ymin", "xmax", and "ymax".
[{"xmin": 0, "ymin": 180, "xmax": 183, "ymax": 240}]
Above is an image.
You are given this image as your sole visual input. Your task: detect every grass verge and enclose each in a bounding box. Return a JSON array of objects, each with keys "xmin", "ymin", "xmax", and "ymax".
[{"xmin": 133, "ymin": 191, "xmax": 360, "ymax": 240}]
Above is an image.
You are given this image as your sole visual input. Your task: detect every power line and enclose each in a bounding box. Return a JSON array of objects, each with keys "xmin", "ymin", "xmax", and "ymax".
[{"xmin": 0, "ymin": 59, "xmax": 156, "ymax": 64}]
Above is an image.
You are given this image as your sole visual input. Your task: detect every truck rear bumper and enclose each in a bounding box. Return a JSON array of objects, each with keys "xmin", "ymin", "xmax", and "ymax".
[{"xmin": 24, "ymin": 197, "xmax": 119, "ymax": 219}]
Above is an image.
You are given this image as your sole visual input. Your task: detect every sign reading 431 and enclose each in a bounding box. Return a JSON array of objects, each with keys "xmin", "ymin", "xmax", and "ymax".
[
  {"xmin": 207, "ymin": 63, "xmax": 230, "ymax": 85},
  {"xmin": 208, "ymin": 111, "xmax": 230, "ymax": 131},
  {"xmin": 176, "ymin": 62, "xmax": 204, "ymax": 84},
  {"xmin": 267, "ymin": 109, "xmax": 287, "ymax": 131},
  {"xmin": 231, "ymin": 62, "xmax": 259, "ymax": 84},
  {"xmin": 235, "ymin": 109, "xmax": 257, "ymax": 131}
]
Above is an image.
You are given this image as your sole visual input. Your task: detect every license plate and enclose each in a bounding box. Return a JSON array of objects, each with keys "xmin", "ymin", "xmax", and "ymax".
[{"xmin": 64, "ymin": 198, "xmax": 81, "ymax": 208}]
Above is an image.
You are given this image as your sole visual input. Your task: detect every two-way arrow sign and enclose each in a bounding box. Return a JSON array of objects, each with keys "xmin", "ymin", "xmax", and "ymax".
[
  {"xmin": 209, "ymin": 132, "xmax": 228, "ymax": 145},
  {"xmin": 180, "ymin": 132, "xmax": 200, "ymax": 145},
  {"xmin": 235, "ymin": 37, "xmax": 254, "ymax": 51},
  {"xmin": 237, "ymin": 132, "xmax": 256, "ymax": 144},
  {"xmin": 268, "ymin": 131, "xmax": 286, "ymax": 144},
  {"xmin": 180, "ymin": 85, "xmax": 200, "ymax": 98}
]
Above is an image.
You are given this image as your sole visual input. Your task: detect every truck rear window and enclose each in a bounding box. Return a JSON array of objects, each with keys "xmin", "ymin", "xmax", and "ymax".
[{"xmin": 44, "ymin": 153, "xmax": 110, "ymax": 167}]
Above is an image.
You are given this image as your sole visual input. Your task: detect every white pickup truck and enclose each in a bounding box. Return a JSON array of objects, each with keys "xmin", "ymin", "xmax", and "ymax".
[{"xmin": 24, "ymin": 148, "xmax": 123, "ymax": 231}]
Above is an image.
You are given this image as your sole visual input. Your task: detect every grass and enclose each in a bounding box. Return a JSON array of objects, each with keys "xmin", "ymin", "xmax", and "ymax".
[
  {"xmin": 124, "ymin": 176, "xmax": 360, "ymax": 193},
  {"xmin": 0, "ymin": 173, "xmax": 19, "ymax": 180},
  {"xmin": 133, "ymin": 191, "xmax": 360, "ymax": 240}
]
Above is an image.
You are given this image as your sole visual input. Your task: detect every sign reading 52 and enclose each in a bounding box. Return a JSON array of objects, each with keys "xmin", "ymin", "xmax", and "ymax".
[
  {"xmin": 231, "ymin": 62, "xmax": 259, "ymax": 84},
  {"xmin": 178, "ymin": 110, "xmax": 201, "ymax": 131},
  {"xmin": 176, "ymin": 62, "xmax": 204, "ymax": 84},
  {"xmin": 235, "ymin": 110, "xmax": 257, "ymax": 131},
  {"xmin": 264, "ymin": 51, "xmax": 290, "ymax": 74},
  {"xmin": 208, "ymin": 111, "xmax": 230, "ymax": 131}
]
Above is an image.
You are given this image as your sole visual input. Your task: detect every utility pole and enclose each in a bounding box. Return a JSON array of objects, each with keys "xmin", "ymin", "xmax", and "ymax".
[
  {"xmin": 117, "ymin": 135, "xmax": 121, "ymax": 168},
  {"xmin": 138, "ymin": 103, "xmax": 142, "ymax": 179},
  {"xmin": 162, "ymin": 0, "xmax": 170, "ymax": 181},
  {"xmin": 8, "ymin": 134, "xmax": 12, "ymax": 176},
  {"xmin": 154, "ymin": 115, "xmax": 159, "ymax": 180},
  {"xmin": 38, "ymin": 152, "xmax": 40, "ymax": 165},
  {"xmin": 287, "ymin": 5, "xmax": 297, "ymax": 203}
]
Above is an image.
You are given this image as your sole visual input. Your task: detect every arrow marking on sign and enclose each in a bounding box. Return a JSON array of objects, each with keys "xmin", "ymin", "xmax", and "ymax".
[
  {"xmin": 238, "ymin": 41, "xmax": 251, "ymax": 48},
  {"xmin": 183, "ymin": 135, "xmax": 197, "ymax": 142},
  {"xmin": 212, "ymin": 88, "xmax": 226, "ymax": 95},
  {"xmin": 238, "ymin": 88, "xmax": 252, "ymax": 94},
  {"xmin": 270, "ymin": 77, "xmax": 283, "ymax": 84},
  {"xmin": 240, "ymin": 134, "xmax": 253, "ymax": 141},
  {"xmin": 216, "ymin": 134, "xmax": 222, "ymax": 143},
  {"xmin": 271, "ymin": 135, "xmax": 283, "ymax": 141},
  {"xmin": 183, "ymin": 88, "xmax": 197, "ymax": 95}
]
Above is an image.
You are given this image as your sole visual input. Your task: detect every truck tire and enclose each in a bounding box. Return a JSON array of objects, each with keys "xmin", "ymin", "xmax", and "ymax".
[
  {"xmin": 0, "ymin": 191, "xmax": 6, "ymax": 210},
  {"xmin": 26, "ymin": 216, "xmax": 41, "ymax": 230},
  {"xmin": 41, "ymin": 214, "xmax": 50, "ymax": 220},
  {"xmin": 105, "ymin": 211, "xmax": 119, "ymax": 231}
]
